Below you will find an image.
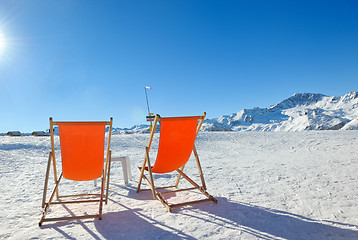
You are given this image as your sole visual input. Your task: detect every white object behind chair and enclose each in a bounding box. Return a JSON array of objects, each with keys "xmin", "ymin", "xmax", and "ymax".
[
  {"xmin": 112, "ymin": 156, "xmax": 132, "ymax": 185},
  {"xmin": 94, "ymin": 156, "xmax": 131, "ymax": 186}
]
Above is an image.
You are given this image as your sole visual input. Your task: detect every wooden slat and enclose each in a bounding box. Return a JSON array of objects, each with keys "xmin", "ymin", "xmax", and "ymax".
[
  {"xmin": 42, "ymin": 214, "xmax": 100, "ymax": 223},
  {"xmin": 42, "ymin": 152, "xmax": 52, "ymax": 208},
  {"xmin": 139, "ymin": 170, "xmax": 155, "ymax": 193},
  {"xmin": 49, "ymin": 118, "xmax": 59, "ymax": 199},
  {"xmin": 51, "ymin": 199, "xmax": 103, "ymax": 205},
  {"xmin": 103, "ymin": 118, "xmax": 113, "ymax": 188},
  {"xmin": 156, "ymin": 192, "xmax": 172, "ymax": 212},
  {"xmin": 175, "ymin": 165, "xmax": 185, "ymax": 188},
  {"xmin": 105, "ymin": 152, "xmax": 112, "ymax": 204},
  {"xmin": 58, "ymin": 194, "xmax": 101, "ymax": 198},
  {"xmin": 169, "ymin": 198, "xmax": 213, "ymax": 209},
  {"xmin": 176, "ymin": 169, "xmax": 200, "ymax": 188},
  {"xmin": 99, "ymin": 175, "xmax": 104, "ymax": 220},
  {"xmin": 145, "ymin": 147, "xmax": 156, "ymax": 199},
  {"xmin": 160, "ymin": 187, "xmax": 198, "ymax": 195},
  {"xmin": 39, "ymin": 173, "xmax": 63, "ymax": 226},
  {"xmin": 146, "ymin": 114, "xmax": 159, "ymax": 151},
  {"xmin": 195, "ymin": 112, "xmax": 206, "ymax": 137},
  {"xmin": 193, "ymin": 145, "xmax": 207, "ymax": 190},
  {"xmin": 137, "ymin": 185, "xmax": 177, "ymax": 192}
]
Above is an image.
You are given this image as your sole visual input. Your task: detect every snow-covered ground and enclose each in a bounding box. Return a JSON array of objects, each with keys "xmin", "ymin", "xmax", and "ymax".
[{"xmin": 1, "ymin": 131, "xmax": 358, "ymax": 239}]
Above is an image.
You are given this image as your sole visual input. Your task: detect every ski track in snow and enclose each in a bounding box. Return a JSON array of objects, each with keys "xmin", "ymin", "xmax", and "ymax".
[{"xmin": 0, "ymin": 131, "xmax": 358, "ymax": 239}]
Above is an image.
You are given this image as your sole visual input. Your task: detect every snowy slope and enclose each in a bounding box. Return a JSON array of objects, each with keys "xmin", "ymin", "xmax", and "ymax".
[
  {"xmin": 342, "ymin": 118, "xmax": 358, "ymax": 130},
  {"xmin": 1, "ymin": 131, "xmax": 358, "ymax": 239},
  {"xmin": 202, "ymin": 91, "xmax": 358, "ymax": 132}
]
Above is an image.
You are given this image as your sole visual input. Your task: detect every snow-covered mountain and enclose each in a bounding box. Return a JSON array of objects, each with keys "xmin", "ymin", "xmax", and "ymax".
[
  {"xmin": 111, "ymin": 124, "xmax": 152, "ymax": 134},
  {"xmin": 113, "ymin": 91, "xmax": 358, "ymax": 134},
  {"xmin": 202, "ymin": 91, "xmax": 358, "ymax": 132}
]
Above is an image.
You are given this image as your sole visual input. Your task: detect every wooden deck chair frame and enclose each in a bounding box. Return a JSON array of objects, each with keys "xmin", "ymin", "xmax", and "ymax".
[
  {"xmin": 137, "ymin": 112, "xmax": 217, "ymax": 212},
  {"xmin": 39, "ymin": 117, "xmax": 113, "ymax": 226}
]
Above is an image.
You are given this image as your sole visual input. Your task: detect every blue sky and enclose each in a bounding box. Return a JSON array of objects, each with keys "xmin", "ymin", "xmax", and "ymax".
[{"xmin": 0, "ymin": 0, "xmax": 357, "ymax": 132}]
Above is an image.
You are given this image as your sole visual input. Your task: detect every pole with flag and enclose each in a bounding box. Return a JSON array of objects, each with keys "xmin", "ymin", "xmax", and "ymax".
[
  {"xmin": 144, "ymin": 86, "xmax": 152, "ymax": 114},
  {"xmin": 144, "ymin": 86, "xmax": 154, "ymax": 130}
]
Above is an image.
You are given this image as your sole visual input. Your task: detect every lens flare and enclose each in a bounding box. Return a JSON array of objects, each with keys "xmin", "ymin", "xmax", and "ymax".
[{"xmin": 0, "ymin": 31, "xmax": 6, "ymax": 55}]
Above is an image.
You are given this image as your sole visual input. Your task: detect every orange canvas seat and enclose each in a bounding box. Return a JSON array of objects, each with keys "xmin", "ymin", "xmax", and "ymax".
[
  {"xmin": 137, "ymin": 113, "xmax": 217, "ymax": 212},
  {"xmin": 59, "ymin": 123, "xmax": 106, "ymax": 181},
  {"xmin": 39, "ymin": 118, "xmax": 113, "ymax": 226},
  {"xmin": 152, "ymin": 116, "xmax": 200, "ymax": 173}
]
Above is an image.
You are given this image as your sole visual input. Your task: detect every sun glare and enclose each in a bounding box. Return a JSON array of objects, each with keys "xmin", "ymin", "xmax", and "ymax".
[{"xmin": 0, "ymin": 32, "xmax": 6, "ymax": 55}]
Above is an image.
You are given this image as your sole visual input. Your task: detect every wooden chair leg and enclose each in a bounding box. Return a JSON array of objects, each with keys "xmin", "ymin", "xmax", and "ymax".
[
  {"xmin": 175, "ymin": 165, "xmax": 185, "ymax": 188},
  {"xmin": 99, "ymin": 177, "xmax": 105, "ymax": 220},
  {"xmin": 145, "ymin": 147, "xmax": 156, "ymax": 199},
  {"xmin": 193, "ymin": 145, "xmax": 207, "ymax": 190},
  {"xmin": 105, "ymin": 153, "xmax": 112, "ymax": 204},
  {"xmin": 137, "ymin": 155, "xmax": 148, "ymax": 193},
  {"xmin": 39, "ymin": 173, "xmax": 63, "ymax": 226},
  {"xmin": 42, "ymin": 152, "xmax": 52, "ymax": 208}
]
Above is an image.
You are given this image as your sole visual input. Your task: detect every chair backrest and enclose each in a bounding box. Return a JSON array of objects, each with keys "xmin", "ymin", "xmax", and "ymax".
[
  {"xmin": 151, "ymin": 116, "xmax": 202, "ymax": 173},
  {"xmin": 52, "ymin": 121, "xmax": 111, "ymax": 181}
]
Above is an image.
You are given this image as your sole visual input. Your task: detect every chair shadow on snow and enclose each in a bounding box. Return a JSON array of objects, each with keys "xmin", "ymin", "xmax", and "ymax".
[
  {"xmin": 179, "ymin": 197, "xmax": 358, "ymax": 239},
  {"xmin": 95, "ymin": 199, "xmax": 195, "ymax": 240},
  {"xmin": 41, "ymin": 204, "xmax": 105, "ymax": 240},
  {"xmin": 41, "ymin": 184, "xmax": 358, "ymax": 239},
  {"xmin": 41, "ymin": 184, "xmax": 194, "ymax": 240},
  {"xmin": 97, "ymin": 185, "xmax": 358, "ymax": 239},
  {"xmin": 94, "ymin": 184, "xmax": 196, "ymax": 240},
  {"xmin": 41, "ymin": 193, "xmax": 194, "ymax": 239}
]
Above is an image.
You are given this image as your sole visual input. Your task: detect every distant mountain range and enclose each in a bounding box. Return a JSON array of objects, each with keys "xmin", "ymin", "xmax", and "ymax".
[
  {"xmin": 113, "ymin": 91, "xmax": 358, "ymax": 134},
  {"xmin": 2, "ymin": 92, "xmax": 356, "ymax": 136}
]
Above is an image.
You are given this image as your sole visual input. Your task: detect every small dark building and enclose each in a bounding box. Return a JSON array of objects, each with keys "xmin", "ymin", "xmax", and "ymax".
[
  {"xmin": 7, "ymin": 131, "xmax": 21, "ymax": 136},
  {"xmin": 32, "ymin": 131, "xmax": 49, "ymax": 136}
]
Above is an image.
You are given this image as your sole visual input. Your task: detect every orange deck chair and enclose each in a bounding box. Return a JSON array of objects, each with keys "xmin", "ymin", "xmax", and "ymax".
[
  {"xmin": 137, "ymin": 112, "xmax": 217, "ymax": 212},
  {"xmin": 39, "ymin": 118, "xmax": 113, "ymax": 226}
]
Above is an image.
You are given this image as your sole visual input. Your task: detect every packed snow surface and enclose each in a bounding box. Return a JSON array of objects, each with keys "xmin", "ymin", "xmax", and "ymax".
[{"xmin": 1, "ymin": 131, "xmax": 358, "ymax": 239}]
